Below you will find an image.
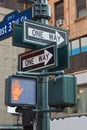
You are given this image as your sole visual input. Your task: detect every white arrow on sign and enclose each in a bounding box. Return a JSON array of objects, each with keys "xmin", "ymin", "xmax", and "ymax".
[
  {"xmin": 28, "ymin": 27, "xmax": 64, "ymax": 46},
  {"xmin": 55, "ymin": 31, "xmax": 64, "ymax": 45},
  {"xmin": 22, "ymin": 50, "xmax": 53, "ymax": 68}
]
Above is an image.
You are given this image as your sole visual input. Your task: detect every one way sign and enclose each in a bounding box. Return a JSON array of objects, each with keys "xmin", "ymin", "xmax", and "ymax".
[
  {"xmin": 18, "ymin": 44, "xmax": 57, "ymax": 71},
  {"xmin": 22, "ymin": 49, "xmax": 53, "ymax": 68},
  {"xmin": 23, "ymin": 20, "xmax": 68, "ymax": 47}
]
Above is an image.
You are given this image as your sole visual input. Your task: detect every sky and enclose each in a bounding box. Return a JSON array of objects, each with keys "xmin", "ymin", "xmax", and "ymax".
[{"xmin": 50, "ymin": 116, "xmax": 87, "ymax": 130}]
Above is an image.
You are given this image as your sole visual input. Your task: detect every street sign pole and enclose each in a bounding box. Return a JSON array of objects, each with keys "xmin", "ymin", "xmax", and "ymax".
[
  {"xmin": 41, "ymin": 75, "xmax": 50, "ymax": 130},
  {"xmin": 33, "ymin": 0, "xmax": 51, "ymax": 130}
]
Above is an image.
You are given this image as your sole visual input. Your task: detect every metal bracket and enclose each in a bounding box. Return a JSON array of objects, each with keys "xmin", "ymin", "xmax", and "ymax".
[
  {"xmin": 33, "ymin": 108, "xmax": 63, "ymax": 113},
  {"xmin": 16, "ymin": 70, "xmax": 65, "ymax": 77},
  {"xmin": 32, "ymin": 3, "xmax": 51, "ymax": 20}
]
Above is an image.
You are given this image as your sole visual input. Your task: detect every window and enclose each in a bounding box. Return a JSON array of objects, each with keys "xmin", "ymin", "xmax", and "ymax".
[
  {"xmin": 67, "ymin": 36, "xmax": 87, "ymax": 73},
  {"xmin": 76, "ymin": 0, "xmax": 87, "ymax": 18},
  {"xmin": 81, "ymin": 37, "xmax": 87, "ymax": 52},
  {"xmin": 54, "ymin": 0, "xmax": 64, "ymax": 26},
  {"xmin": 71, "ymin": 39, "xmax": 80, "ymax": 55}
]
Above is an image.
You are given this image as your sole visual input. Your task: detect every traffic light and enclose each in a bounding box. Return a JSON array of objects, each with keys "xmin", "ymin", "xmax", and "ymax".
[
  {"xmin": 48, "ymin": 75, "xmax": 77, "ymax": 108},
  {"xmin": 5, "ymin": 75, "xmax": 37, "ymax": 107}
]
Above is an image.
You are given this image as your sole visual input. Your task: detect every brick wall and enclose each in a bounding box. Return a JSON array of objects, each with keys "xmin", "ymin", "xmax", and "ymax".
[
  {"xmin": 0, "ymin": 0, "xmax": 24, "ymax": 11},
  {"xmin": 49, "ymin": 0, "xmax": 87, "ymax": 40}
]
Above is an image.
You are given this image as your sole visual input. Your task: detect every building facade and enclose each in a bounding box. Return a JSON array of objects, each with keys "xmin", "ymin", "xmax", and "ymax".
[
  {"xmin": 48, "ymin": 0, "xmax": 87, "ymax": 116},
  {"xmin": 0, "ymin": 0, "xmax": 87, "ymax": 129},
  {"xmin": 0, "ymin": 1, "xmax": 31, "ymax": 129}
]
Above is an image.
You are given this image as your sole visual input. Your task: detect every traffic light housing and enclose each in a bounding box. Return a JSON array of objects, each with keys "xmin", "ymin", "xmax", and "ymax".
[
  {"xmin": 5, "ymin": 75, "xmax": 37, "ymax": 107},
  {"xmin": 48, "ymin": 75, "xmax": 77, "ymax": 108}
]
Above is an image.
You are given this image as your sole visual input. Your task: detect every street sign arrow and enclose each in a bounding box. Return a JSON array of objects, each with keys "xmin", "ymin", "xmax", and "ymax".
[
  {"xmin": 18, "ymin": 44, "xmax": 57, "ymax": 71},
  {"xmin": 55, "ymin": 30, "xmax": 64, "ymax": 45},
  {"xmin": 23, "ymin": 20, "xmax": 68, "ymax": 47},
  {"xmin": 22, "ymin": 49, "xmax": 53, "ymax": 68}
]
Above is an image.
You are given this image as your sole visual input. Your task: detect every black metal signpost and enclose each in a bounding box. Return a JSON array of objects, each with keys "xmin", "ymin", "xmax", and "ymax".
[{"xmin": 32, "ymin": 0, "xmax": 51, "ymax": 130}]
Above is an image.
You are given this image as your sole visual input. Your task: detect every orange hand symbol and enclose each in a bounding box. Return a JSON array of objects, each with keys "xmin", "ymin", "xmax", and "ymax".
[{"xmin": 12, "ymin": 80, "xmax": 23, "ymax": 101}]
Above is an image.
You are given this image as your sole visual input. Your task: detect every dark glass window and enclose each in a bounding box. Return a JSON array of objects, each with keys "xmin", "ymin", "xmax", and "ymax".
[
  {"xmin": 76, "ymin": 0, "xmax": 87, "ymax": 18},
  {"xmin": 66, "ymin": 37, "xmax": 87, "ymax": 73},
  {"xmin": 54, "ymin": 0, "xmax": 64, "ymax": 26}
]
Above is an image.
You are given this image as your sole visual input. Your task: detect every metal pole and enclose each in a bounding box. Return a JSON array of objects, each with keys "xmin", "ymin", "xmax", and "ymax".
[
  {"xmin": 41, "ymin": 74, "xmax": 50, "ymax": 130},
  {"xmin": 36, "ymin": 77, "xmax": 42, "ymax": 130},
  {"xmin": 36, "ymin": 0, "xmax": 50, "ymax": 129}
]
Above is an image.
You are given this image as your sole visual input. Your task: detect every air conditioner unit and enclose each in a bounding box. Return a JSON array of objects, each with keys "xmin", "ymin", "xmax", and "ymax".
[{"xmin": 56, "ymin": 19, "xmax": 64, "ymax": 27}]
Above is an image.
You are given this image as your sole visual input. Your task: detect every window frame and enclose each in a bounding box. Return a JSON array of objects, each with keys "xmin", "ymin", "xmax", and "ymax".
[
  {"xmin": 54, "ymin": 0, "xmax": 64, "ymax": 26},
  {"xmin": 67, "ymin": 36, "xmax": 87, "ymax": 73},
  {"xmin": 76, "ymin": 0, "xmax": 87, "ymax": 18}
]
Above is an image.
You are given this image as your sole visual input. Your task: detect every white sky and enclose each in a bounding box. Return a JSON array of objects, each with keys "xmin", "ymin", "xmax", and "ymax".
[{"xmin": 50, "ymin": 116, "xmax": 87, "ymax": 130}]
